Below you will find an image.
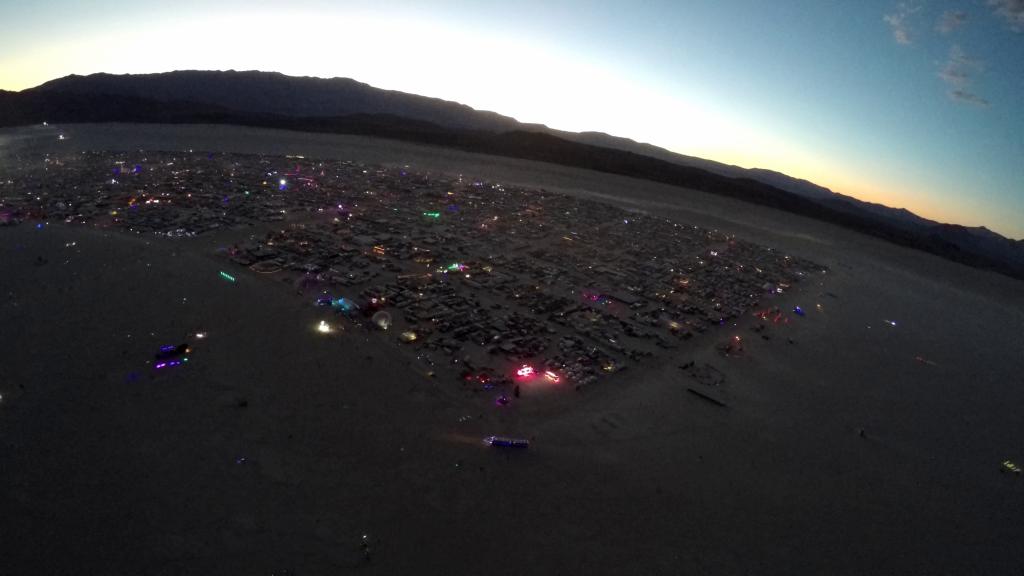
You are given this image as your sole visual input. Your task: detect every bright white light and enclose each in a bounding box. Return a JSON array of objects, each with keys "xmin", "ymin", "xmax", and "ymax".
[
  {"xmin": 195, "ymin": 332, "xmax": 206, "ymax": 339},
  {"xmin": 316, "ymin": 320, "xmax": 332, "ymax": 334},
  {"xmin": 279, "ymin": 179, "xmax": 287, "ymax": 186}
]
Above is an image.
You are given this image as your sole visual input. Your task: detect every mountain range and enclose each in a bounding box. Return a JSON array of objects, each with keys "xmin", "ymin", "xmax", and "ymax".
[{"xmin": 1, "ymin": 70, "xmax": 1021, "ymax": 279}]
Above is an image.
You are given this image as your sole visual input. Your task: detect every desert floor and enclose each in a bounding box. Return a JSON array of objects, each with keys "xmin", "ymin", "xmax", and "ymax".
[{"xmin": 2, "ymin": 123, "xmax": 1023, "ymax": 575}]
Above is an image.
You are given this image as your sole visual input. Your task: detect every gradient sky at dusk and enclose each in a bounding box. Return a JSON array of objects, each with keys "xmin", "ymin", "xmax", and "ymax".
[{"xmin": 2, "ymin": 1, "xmax": 1022, "ymax": 237}]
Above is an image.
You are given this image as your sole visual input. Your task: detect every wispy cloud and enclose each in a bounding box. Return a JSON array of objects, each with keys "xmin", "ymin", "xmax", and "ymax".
[
  {"xmin": 883, "ymin": 3, "xmax": 918, "ymax": 44},
  {"xmin": 936, "ymin": 10, "xmax": 968, "ymax": 34},
  {"xmin": 939, "ymin": 45, "xmax": 989, "ymax": 106},
  {"xmin": 988, "ymin": 0, "xmax": 1024, "ymax": 31},
  {"xmin": 949, "ymin": 89, "xmax": 990, "ymax": 105}
]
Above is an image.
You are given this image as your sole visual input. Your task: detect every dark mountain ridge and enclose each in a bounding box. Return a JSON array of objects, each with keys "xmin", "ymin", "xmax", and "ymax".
[{"xmin": 2, "ymin": 70, "xmax": 1021, "ymax": 279}]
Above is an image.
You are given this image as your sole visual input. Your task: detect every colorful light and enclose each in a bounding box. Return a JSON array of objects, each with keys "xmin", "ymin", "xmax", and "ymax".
[
  {"xmin": 423, "ymin": 211, "xmax": 441, "ymax": 218},
  {"xmin": 516, "ymin": 364, "xmax": 535, "ymax": 378},
  {"xmin": 333, "ymin": 297, "xmax": 358, "ymax": 312},
  {"xmin": 219, "ymin": 271, "xmax": 236, "ymax": 282},
  {"xmin": 155, "ymin": 357, "xmax": 187, "ymax": 370},
  {"xmin": 544, "ymin": 370, "xmax": 561, "ymax": 383}
]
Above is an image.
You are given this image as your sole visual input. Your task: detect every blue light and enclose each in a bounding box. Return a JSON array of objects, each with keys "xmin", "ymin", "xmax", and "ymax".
[{"xmin": 333, "ymin": 297, "xmax": 358, "ymax": 313}]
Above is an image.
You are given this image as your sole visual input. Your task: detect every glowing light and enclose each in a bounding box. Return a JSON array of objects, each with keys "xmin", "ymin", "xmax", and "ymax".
[
  {"xmin": 219, "ymin": 271, "xmax": 236, "ymax": 282},
  {"xmin": 371, "ymin": 310, "xmax": 392, "ymax": 330},
  {"xmin": 544, "ymin": 370, "xmax": 561, "ymax": 383},
  {"xmin": 155, "ymin": 357, "xmax": 187, "ymax": 370},
  {"xmin": 516, "ymin": 364, "xmax": 535, "ymax": 378},
  {"xmin": 333, "ymin": 297, "xmax": 358, "ymax": 312},
  {"xmin": 483, "ymin": 436, "xmax": 529, "ymax": 448},
  {"xmin": 423, "ymin": 211, "xmax": 441, "ymax": 218},
  {"xmin": 195, "ymin": 332, "xmax": 206, "ymax": 339},
  {"xmin": 400, "ymin": 331, "xmax": 418, "ymax": 342},
  {"xmin": 316, "ymin": 320, "xmax": 333, "ymax": 334}
]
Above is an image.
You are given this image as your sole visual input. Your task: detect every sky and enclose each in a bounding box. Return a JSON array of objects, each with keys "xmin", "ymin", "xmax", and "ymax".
[{"xmin": 1, "ymin": 1, "xmax": 1022, "ymax": 238}]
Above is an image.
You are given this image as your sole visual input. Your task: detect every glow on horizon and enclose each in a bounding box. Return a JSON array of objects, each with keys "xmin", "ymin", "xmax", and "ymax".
[{"xmin": 0, "ymin": 7, "xmax": 1016, "ymax": 237}]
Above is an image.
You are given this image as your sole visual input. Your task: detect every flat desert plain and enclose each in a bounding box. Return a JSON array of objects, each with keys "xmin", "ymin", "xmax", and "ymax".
[{"xmin": 1, "ymin": 123, "xmax": 1023, "ymax": 575}]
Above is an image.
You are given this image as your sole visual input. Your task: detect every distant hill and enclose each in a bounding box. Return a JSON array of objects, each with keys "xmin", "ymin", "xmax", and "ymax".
[
  {"xmin": 30, "ymin": 71, "xmax": 524, "ymax": 132},
  {"xmin": 2, "ymin": 70, "xmax": 1022, "ymax": 279},
  {"xmin": 20, "ymin": 72, "xmax": 865, "ymax": 196}
]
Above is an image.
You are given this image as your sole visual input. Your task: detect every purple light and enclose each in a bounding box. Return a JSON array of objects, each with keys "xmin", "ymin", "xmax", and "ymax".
[{"xmin": 155, "ymin": 358, "xmax": 187, "ymax": 370}]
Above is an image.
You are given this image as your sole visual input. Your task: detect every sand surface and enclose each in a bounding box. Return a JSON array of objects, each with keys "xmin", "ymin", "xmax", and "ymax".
[{"xmin": 2, "ymin": 123, "xmax": 1024, "ymax": 575}]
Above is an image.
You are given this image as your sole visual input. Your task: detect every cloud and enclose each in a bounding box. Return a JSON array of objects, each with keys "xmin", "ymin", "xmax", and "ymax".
[
  {"xmin": 988, "ymin": 0, "xmax": 1024, "ymax": 31},
  {"xmin": 938, "ymin": 45, "xmax": 989, "ymax": 106},
  {"xmin": 883, "ymin": 4, "xmax": 917, "ymax": 44},
  {"xmin": 936, "ymin": 10, "xmax": 968, "ymax": 33},
  {"xmin": 949, "ymin": 90, "xmax": 990, "ymax": 105}
]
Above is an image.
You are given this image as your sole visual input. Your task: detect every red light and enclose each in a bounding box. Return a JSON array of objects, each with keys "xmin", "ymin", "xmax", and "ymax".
[
  {"xmin": 544, "ymin": 370, "xmax": 561, "ymax": 383},
  {"xmin": 516, "ymin": 365, "xmax": 535, "ymax": 378}
]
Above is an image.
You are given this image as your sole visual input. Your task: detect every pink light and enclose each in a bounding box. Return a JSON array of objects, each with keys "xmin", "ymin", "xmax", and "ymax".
[
  {"xmin": 516, "ymin": 365, "xmax": 535, "ymax": 378},
  {"xmin": 544, "ymin": 370, "xmax": 561, "ymax": 383}
]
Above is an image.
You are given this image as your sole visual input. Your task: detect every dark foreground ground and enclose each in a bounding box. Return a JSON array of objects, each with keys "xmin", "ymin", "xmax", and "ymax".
[{"xmin": 1, "ymin": 124, "xmax": 1023, "ymax": 575}]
